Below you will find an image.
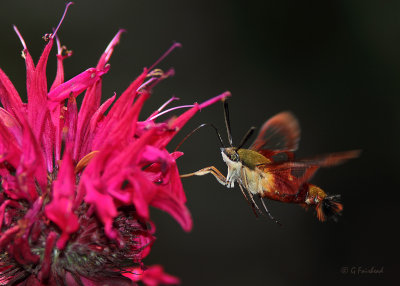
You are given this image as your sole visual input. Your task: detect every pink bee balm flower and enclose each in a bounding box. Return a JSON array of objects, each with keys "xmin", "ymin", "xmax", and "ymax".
[{"xmin": 0, "ymin": 3, "xmax": 230, "ymax": 285}]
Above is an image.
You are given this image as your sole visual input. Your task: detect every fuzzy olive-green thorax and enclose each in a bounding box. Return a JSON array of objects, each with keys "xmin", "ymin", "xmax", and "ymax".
[
  {"xmin": 223, "ymin": 147, "xmax": 271, "ymax": 169},
  {"xmin": 237, "ymin": 149, "xmax": 271, "ymax": 169}
]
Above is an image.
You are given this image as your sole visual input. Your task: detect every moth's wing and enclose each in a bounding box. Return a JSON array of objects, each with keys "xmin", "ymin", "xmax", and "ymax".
[
  {"xmin": 258, "ymin": 162, "xmax": 319, "ymax": 195},
  {"xmin": 250, "ymin": 112, "xmax": 300, "ymax": 154},
  {"xmin": 257, "ymin": 150, "xmax": 360, "ymax": 195},
  {"xmin": 298, "ymin": 150, "xmax": 361, "ymax": 167}
]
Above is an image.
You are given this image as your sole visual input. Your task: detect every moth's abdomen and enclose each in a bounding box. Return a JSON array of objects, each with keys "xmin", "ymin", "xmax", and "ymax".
[{"xmin": 260, "ymin": 182, "xmax": 308, "ymax": 203}]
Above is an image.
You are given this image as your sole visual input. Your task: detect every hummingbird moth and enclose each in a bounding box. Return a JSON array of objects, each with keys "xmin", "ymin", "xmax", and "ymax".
[{"xmin": 181, "ymin": 100, "xmax": 360, "ymax": 224}]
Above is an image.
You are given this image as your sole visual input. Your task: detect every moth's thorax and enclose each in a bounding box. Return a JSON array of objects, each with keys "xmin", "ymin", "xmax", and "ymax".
[{"xmin": 237, "ymin": 148, "xmax": 270, "ymax": 168}]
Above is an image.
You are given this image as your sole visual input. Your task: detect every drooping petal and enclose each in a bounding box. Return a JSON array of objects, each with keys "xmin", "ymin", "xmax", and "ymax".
[
  {"xmin": 96, "ymin": 29, "xmax": 125, "ymax": 70},
  {"xmin": 92, "ymin": 90, "xmax": 149, "ymax": 151},
  {"xmin": 17, "ymin": 119, "xmax": 47, "ymax": 200},
  {"xmin": 41, "ymin": 111, "xmax": 55, "ymax": 172},
  {"xmin": 102, "ymin": 70, "xmax": 148, "ymax": 124},
  {"xmin": 51, "ymin": 37, "xmax": 72, "ymax": 161},
  {"xmin": 124, "ymin": 265, "xmax": 180, "ymax": 286},
  {"xmin": 128, "ymin": 170, "xmax": 159, "ymax": 220},
  {"xmin": 37, "ymin": 231, "xmax": 57, "ymax": 281},
  {"xmin": 44, "ymin": 147, "xmax": 79, "ymax": 249},
  {"xmin": 0, "ymin": 68, "xmax": 23, "ymax": 120},
  {"xmin": 48, "ymin": 66, "xmax": 110, "ymax": 104},
  {"xmin": 151, "ymin": 188, "xmax": 192, "ymax": 232},
  {"xmin": 102, "ymin": 121, "xmax": 155, "ymax": 182},
  {"xmin": 0, "ymin": 200, "xmax": 21, "ymax": 233},
  {"xmin": 74, "ymin": 30, "xmax": 124, "ymax": 161},
  {"xmin": 0, "ymin": 108, "xmax": 22, "ymax": 145},
  {"xmin": 0, "ymin": 118, "xmax": 22, "ymax": 168},
  {"xmin": 83, "ymin": 178, "xmax": 118, "ymax": 240},
  {"xmin": 50, "ymin": 36, "xmax": 72, "ymax": 91},
  {"xmin": 64, "ymin": 97, "xmax": 78, "ymax": 146},
  {"xmin": 27, "ymin": 39, "xmax": 53, "ymax": 138}
]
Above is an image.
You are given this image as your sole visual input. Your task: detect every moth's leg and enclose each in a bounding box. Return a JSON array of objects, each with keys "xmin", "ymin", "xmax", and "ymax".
[
  {"xmin": 238, "ymin": 184, "xmax": 260, "ymax": 218},
  {"xmin": 260, "ymin": 197, "xmax": 282, "ymax": 226},
  {"xmin": 180, "ymin": 166, "xmax": 226, "ymax": 186}
]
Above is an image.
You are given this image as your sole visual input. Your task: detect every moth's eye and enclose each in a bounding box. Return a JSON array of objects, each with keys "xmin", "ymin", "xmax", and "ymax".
[{"xmin": 230, "ymin": 153, "xmax": 239, "ymax": 162}]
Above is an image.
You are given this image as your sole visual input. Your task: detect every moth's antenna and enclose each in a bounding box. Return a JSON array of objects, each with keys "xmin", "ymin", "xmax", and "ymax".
[
  {"xmin": 223, "ymin": 99, "xmax": 233, "ymax": 147},
  {"xmin": 237, "ymin": 127, "xmax": 256, "ymax": 150},
  {"xmin": 174, "ymin": 123, "xmax": 224, "ymax": 152}
]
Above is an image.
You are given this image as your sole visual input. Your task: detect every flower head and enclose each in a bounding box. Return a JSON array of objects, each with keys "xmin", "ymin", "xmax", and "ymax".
[{"xmin": 0, "ymin": 3, "xmax": 230, "ymax": 285}]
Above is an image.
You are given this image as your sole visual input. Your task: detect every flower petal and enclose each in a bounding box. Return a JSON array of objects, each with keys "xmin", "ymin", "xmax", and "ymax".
[
  {"xmin": 50, "ymin": 36, "xmax": 72, "ymax": 91},
  {"xmin": 0, "ymin": 68, "xmax": 23, "ymax": 120},
  {"xmin": 151, "ymin": 188, "xmax": 192, "ymax": 232},
  {"xmin": 74, "ymin": 30, "xmax": 123, "ymax": 160},
  {"xmin": 44, "ymin": 147, "xmax": 79, "ymax": 249},
  {"xmin": 48, "ymin": 66, "xmax": 110, "ymax": 104},
  {"xmin": 124, "ymin": 265, "xmax": 180, "ymax": 286}
]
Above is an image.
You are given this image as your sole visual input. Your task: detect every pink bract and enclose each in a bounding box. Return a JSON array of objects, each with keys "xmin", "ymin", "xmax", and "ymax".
[{"xmin": 0, "ymin": 3, "xmax": 230, "ymax": 285}]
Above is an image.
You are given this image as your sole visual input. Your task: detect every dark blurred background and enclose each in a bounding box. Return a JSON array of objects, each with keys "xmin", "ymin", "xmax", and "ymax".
[{"xmin": 0, "ymin": 1, "xmax": 398, "ymax": 285}]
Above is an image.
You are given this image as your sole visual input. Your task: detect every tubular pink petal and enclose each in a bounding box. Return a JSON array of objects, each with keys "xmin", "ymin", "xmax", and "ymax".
[
  {"xmin": 19, "ymin": 119, "xmax": 48, "ymax": 197},
  {"xmin": 48, "ymin": 66, "xmax": 109, "ymax": 103},
  {"xmin": 167, "ymin": 161, "xmax": 187, "ymax": 203},
  {"xmin": 64, "ymin": 97, "xmax": 78, "ymax": 145},
  {"xmin": 13, "ymin": 26, "xmax": 35, "ymax": 95},
  {"xmin": 0, "ymin": 120, "xmax": 22, "ymax": 169},
  {"xmin": 0, "ymin": 68, "xmax": 23, "ymax": 120},
  {"xmin": 44, "ymin": 147, "xmax": 79, "ymax": 249},
  {"xmin": 53, "ymin": 104, "xmax": 64, "ymax": 161},
  {"xmin": 0, "ymin": 200, "xmax": 21, "ymax": 233},
  {"xmin": 97, "ymin": 29, "xmax": 125, "ymax": 69},
  {"xmin": 131, "ymin": 184, "xmax": 151, "ymax": 220},
  {"xmin": 0, "ymin": 108, "xmax": 22, "ymax": 145},
  {"xmin": 73, "ymin": 29, "xmax": 124, "ymax": 161},
  {"xmin": 27, "ymin": 38, "xmax": 54, "ymax": 141},
  {"xmin": 74, "ymin": 82, "xmax": 103, "ymax": 161},
  {"xmin": 70, "ymin": 94, "xmax": 117, "ymax": 162},
  {"xmin": 170, "ymin": 151, "xmax": 184, "ymax": 160},
  {"xmin": 12, "ymin": 236, "xmax": 40, "ymax": 264},
  {"xmin": 106, "ymin": 69, "xmax": 148, "ymax": 120},
  {"xmin": 93, "ymin": 90, "xmax": 149, "ymax": 151},
  {"xmin": 74, "ymin": 94, "xmax": 116, "ymax": 160},
  {"xmin": 0, "ymin": 225, "xmax": 19, "ymax": 251},
  {"xmin": 199, "ymin": 91, "xmax": 231, "ymax": 109},
  {"xmin": 151, "ymin": 189, "xmax": 193, "ymax": 232},
  {"xmin": 50, "ymin": 36, "xmax": 72, "ymax": 91},
  {"xmin": 38, "ymin": 231, "xmax": 57, "ymax": 281},
  {"xmin": 88, "ymin": 93, "xmax": 116, "ymax": 132},
  {"xmin": 103, "ymin": 125, "xmax": 156, "ymax": 183},
  {"xmin": 124, "ymin": 265, "xmax": 180, "ymax": 285},
  {"xmin": 84, "ymin": 183, "xmax": 118, "ymax": 239},
  {"xmin": 41, "ymin": 112, "xmax": 55, "ymax": 173}
]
